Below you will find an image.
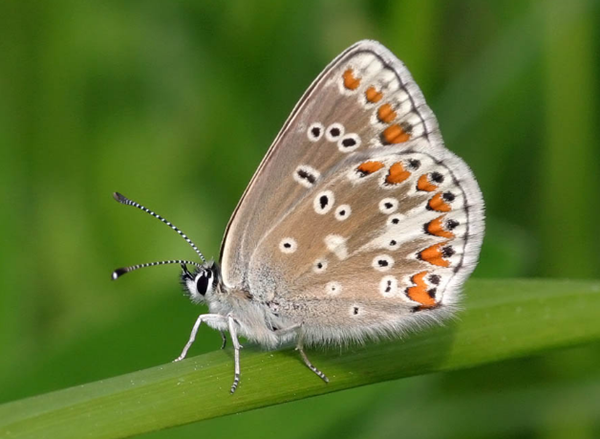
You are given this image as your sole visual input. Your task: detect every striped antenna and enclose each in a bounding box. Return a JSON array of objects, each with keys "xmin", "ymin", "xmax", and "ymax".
[
  {"xmin": 113, "ymin": 192, "xmax": 206, "ymax": 263},
  {"xmin": 112, "ymin": 259, "xmax": 202, "ymax": 280}
]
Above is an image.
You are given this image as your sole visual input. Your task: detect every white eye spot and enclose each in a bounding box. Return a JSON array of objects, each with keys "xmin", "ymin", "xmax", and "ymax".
[
  {"xmin": 314, "ymin": 190, "xmax": 335, "ymax": 214},
  {"xmin": 372, "ymin": 254, "xmax": 394, "ymax": 272},
  {"xmin": 307, "ymin": 122, "xmax": 324, "ymax": 142},
  {"xmin": 386, "ymin": 239, "xmax": 399, "ymax": 250},
  {"xmin": 279, "ymin": 237, "xmax": 298, "ymax": 254},
  {"xmin": 325, "ymin": 281, "xmax": 342, "ymax": 296},
  {"xmin": 379, "ymin": 198, "xmax": 398, "ymax": 214},
  {"xmin": 325, "ymin": 123, "xmax": 345, "ymax": 142},
  {"xmin": 387, "ymin": 214, "xmax": 405, "ymax": 226},
  {"xmin": 334, "ymin": 204, "xmax": 351, "ymax": 221},
  {"xmin": 337, "ymin": 133, "xmax": 361, "ymax": 152},
  {"xmin": 379, "ymin": 275, "xmax": 398, "ymax": 297},
  {"xmin": 325, "ymin": 234, "xmax": 348, "ymax": 260},
  {"xmin": 313, "ymin": 258, "xmax": 328, "ymax": 273},
  {"xmin": 294, "ymin": 165, "xmax": 320, "ymax": 188}
]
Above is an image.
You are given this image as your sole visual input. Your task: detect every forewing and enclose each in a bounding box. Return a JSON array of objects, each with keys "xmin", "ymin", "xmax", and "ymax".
[{"xmin": 221, "ymin": 40, "xmax": 477, "ymax": 293}]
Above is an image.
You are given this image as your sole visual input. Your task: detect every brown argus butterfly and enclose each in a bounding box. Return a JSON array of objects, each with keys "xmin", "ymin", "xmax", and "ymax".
[{"xmin": 112, "ymin": 40, "xmax": 485, "ymax": 393}]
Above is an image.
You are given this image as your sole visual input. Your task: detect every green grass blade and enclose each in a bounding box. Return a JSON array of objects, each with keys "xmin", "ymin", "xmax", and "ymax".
[{"xmin": 1, "ymin": 278, "xmax": 599, "ymax": 439}]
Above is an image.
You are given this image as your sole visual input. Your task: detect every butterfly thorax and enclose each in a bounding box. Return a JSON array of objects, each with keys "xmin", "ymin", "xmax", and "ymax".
[{"xmin": 207, "ymin": 282, "xmax": 295, "ymax": 348}]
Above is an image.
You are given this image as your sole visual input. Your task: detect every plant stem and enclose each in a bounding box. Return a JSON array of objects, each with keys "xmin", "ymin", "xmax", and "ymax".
[{"xmin": 1, "ymin": 279, "xmax": 599, "ymax": 439}]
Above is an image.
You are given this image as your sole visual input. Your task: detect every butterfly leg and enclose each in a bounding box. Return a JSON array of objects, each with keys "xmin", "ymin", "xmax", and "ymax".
[
  {"xmin": 296, "ymin": 331, "xmax": 329, "ymax": 384},
  {"xmin": 227, "ymin": 314, "xmax": 242, "ymax": 394},
  {"xmin": 272, "ymin": 324, "xmax": 301, "ymax": 338},
  {"xmin": 219, "ymin": 331, "xmax": 227, "ymax": 349},
  {"xmin": 173, "ymin": 313, "xmax": 227, "ymax": 362}
]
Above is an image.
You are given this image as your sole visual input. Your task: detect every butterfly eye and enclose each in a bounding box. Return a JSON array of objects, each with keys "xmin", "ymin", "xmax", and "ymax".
[{"xmin": 195, "ymin": 271, "xmax": 211, "ymax": 296}]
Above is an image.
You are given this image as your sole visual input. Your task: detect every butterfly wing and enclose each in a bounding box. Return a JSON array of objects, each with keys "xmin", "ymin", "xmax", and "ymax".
[{"xmin": 220, "ymin": 40, "xmax": 484, "ymax": 343}]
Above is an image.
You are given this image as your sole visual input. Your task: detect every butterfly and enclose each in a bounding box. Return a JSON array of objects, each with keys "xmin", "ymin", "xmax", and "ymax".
[{"xmin": 112, "ymin": 40, "xmax": 485, "ymax": 393}]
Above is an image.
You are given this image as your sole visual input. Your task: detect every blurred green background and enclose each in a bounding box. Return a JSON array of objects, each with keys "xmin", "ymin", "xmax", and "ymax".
[{"xmin": 1, "ymin": 0, "xmax": 599, "ymax": 438}]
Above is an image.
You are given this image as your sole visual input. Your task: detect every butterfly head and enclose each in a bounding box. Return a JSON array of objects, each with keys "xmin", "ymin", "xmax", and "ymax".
[
  {"xmin": 180, "ymin": 261, "xmax": 220, "ymax": 304},
  {"xmin": 111, "ymin": 192, "xmax": 222, "ymax": 304}
]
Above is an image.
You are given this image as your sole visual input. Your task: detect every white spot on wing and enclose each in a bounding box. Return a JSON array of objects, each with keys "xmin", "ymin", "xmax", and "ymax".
[
  {"xmin": 279, "ymin": 237, "xmax": 297, "ymax": 254},
  {"xmin": 379, "ymin": 198, "xmax": 399, "ymax": 214},
  {"xmin": 387, "ymin": 214, "xmax": 405, "ymax": 226},
  {"xmin": 337, "ymin": 133, "xmax": 361, "ymax": 152},
  {"xmin": 325, "ymin": 281, "xmax": 342, "ymax": 296},
  {"xmin": 325, "ymin": 234, "xmax": 348, "ymax": 260},
  {"xmin": 379, "ymin": 275, "xmax": 398, "ymax": 297},
  {"xmin": 372, "ymin": 254, "xmax": 394, "ymax": 272},
  {"xmin": 325, "ymin": 123, "xmax": 345, "ymax": 142},
  {"xmin": 294, "ymin": 165, "xmax": 320, "ymax": 188},
  {"xmin": 314, "ymin": 190, "xmax": 335, "ymax": 214},
  {"xmin": 350, "ymin": 305, "xmax": 361, "ymax": 316},
  {"xmin": 334, "ymin": 204, "xmax": 351, "ymax": 221},
  {"xmin": 307, "ymin": 122, "xmax": 324, "ymax": 142},
  {"xmin": 386, "ymin": 239, "xmax": 399, "ymax": 251},
  {"xmin": 313, "ymin": 258, "xmax": 328, "ymax": 274}
]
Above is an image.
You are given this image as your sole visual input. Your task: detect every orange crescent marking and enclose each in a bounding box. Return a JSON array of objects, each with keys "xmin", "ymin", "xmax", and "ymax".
[
  {"xmin": 428, "ymin": 192, "xmax": 452, "ymax": 212},
  {"xmin": 377, "ymin": 104, "xmax": 397, "ymax": 123},
  {"xmin": 343, "ymin": 69, "xmax": 361, "ymax": 90},
  {"xmin": 417, "ymin": 174, "xmax": 438, "ymax": 192},
  {"xmin": 406, "ymin": 271, "xmax": 436, "ymax": 308},
  {"xmin": 357, "ymin": 161, "xmax": 385, "ymax": 175},
  {"xmin": 426, "ymin": 215, "xmax": 455, "ymax": 239},
  {"xmin": 418, "ymin": 243, "xmax": 450, "ymax": 267},
  {"xmin": 382, "ymin": 124, "xmax": 410, "ymax": 144},
  {"xmin": 385, "ymin": 162, "xmax": 411, "ymax": 184},
  {"xmin": 366, "ymin": 86, "xmax": 383, "ymax": 103}
]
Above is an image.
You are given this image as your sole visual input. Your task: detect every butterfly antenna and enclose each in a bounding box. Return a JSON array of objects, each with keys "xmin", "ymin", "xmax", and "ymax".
[
  {"xmin": 113, "ymin": 191, "xmax": 207, "ymax": 263},
  {"xmin": 112, "ymin": 259, "xmax": 203, "ymax": 280}
]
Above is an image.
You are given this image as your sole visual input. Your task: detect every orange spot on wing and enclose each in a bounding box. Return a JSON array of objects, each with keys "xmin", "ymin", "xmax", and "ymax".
[
  {"xmin": 428, "ymin": 192, "xmax": 452, "ymax": 212},
  {"xmin": 418, "ymin": 243, "xmax": 450, "ymax": 267},
  {"xmin": 357, "ymin": 161, "xmax": 384, "ymax": 175},
  {"xmin": 343, "ymin": 69, "xmax": 361, "ymax": 90},
  {"xmin": 385, "ymin": 162, "xmax": 411, "ymax": 184},
  {"xmin": 426, "ymin": 215, "xmax": 455, "ymax": 239},
  {"xmin": 365, "ymin": 86, "xmax": 383, "ymax": 103},
  {"xmin": 406, "ymin": 271, "xmax": 436, "ymax": 308},
  {"xmin": 417, "ymin": 174, "xmax": 438, "ymax": 192},
  {"xmin": 377, "ymin": 104, "xmax": 397, "ymax": 123},
  {"xmin": 382, "ymin": 124, "xmax": 410, "ymax": 144}
]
